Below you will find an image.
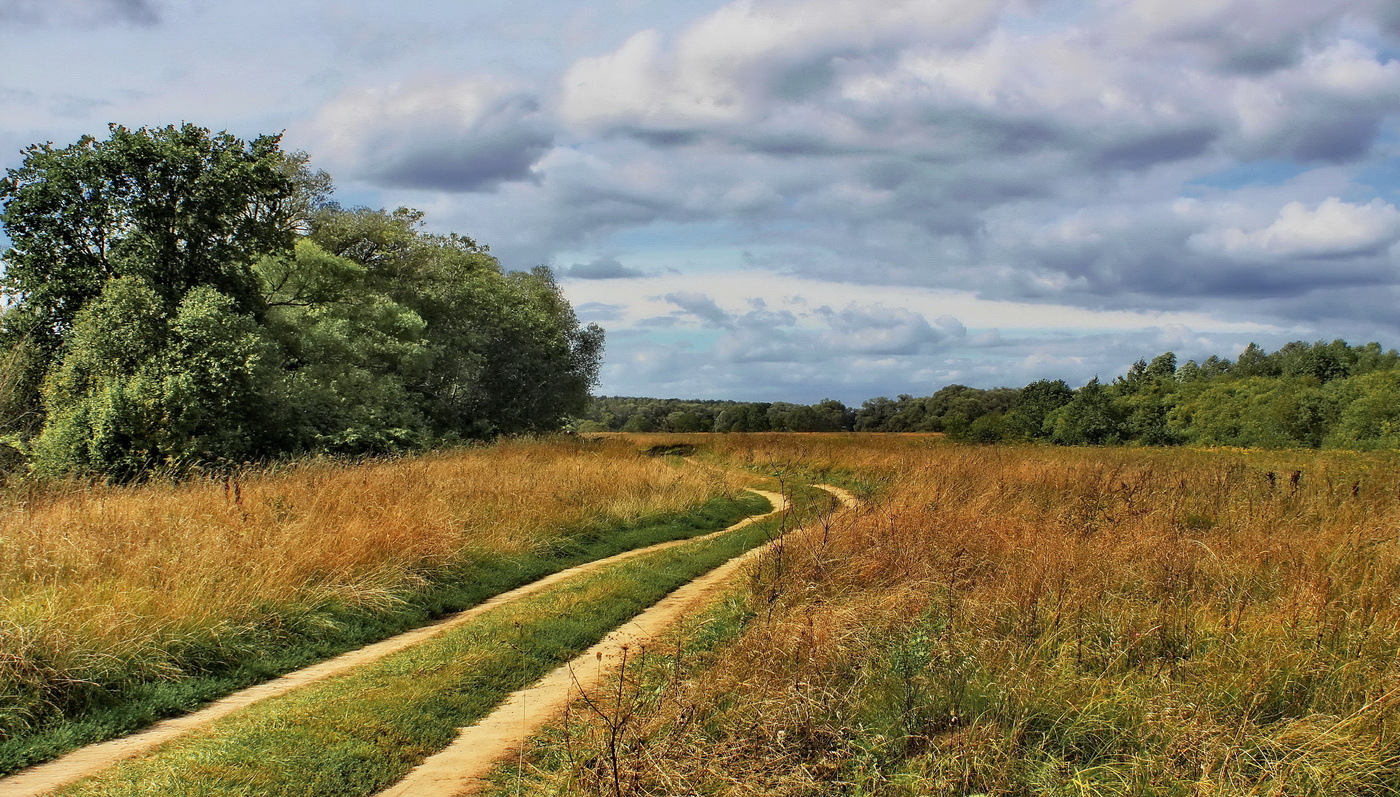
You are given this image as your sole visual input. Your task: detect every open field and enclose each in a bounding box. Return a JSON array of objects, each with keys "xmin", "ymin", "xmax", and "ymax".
[
  {"xmin": 492, "ymin": 434, "xmax": 1400, "ymax": 796},
  {"xmin": 0, "ymin": 437, "xmax": 752, "ymax": 772},
  {"xmin": 41, "ymin": 492, "xmax": 799, "ymax": 797},
  {"xmin": 9, "ymin": 432, "xmax": 1400, "ymax": 795}
]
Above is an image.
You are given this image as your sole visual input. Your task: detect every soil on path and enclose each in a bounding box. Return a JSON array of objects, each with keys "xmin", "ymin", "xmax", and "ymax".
[
  {"xmin": 0, "ymin": 489, "xmax": 788, "ymax": 797},
  {"xmin": 374, "ymin": 484, "xmax": 859, "ymax": 797}
]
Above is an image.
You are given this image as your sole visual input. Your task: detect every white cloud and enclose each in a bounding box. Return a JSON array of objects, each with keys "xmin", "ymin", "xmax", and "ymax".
[
  {"xmin": 560, "ymin": 270, "xmax": 1284, "ymax": 333},
  {"xmin": 1229, "ymin": 39, "xmax": 1400, "ymax": 161},
  {"xmin": 559, "ymin": 0, "xmax": 1009, "ymax": 133},
  {"xmin": 815, "ymin": 303, "xmax": 946, "ymax": 355},
  {"xmin": 1191, "ymin": 197, "xmax": 1400, "ymax": 259},
  {"xmin": 559, "ymin": 29, "xmax": 675, "ymax": 128}
]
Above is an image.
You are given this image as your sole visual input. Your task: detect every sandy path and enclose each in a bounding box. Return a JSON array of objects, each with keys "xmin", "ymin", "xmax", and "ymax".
[
  {"xmin": 0, "ymin": 489, "xmax": 788, "ymax": 797},
  {"xmin": 374, "ymin": 483, "xmax": 859, "ymax": 797}
]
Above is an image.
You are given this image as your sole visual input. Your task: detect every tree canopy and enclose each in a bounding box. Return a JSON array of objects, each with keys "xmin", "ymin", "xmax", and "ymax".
[{"xmin": 1, "ymin": 124, "xmax": 602, "ymax": 479}]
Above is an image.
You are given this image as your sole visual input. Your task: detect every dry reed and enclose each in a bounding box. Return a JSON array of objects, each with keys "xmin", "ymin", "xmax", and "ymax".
[
  {"xmin": 524, "ymin": 434, "xmax": 1400, "ymax": 795},
  {"xmin": 0, "ymin": 436, "xmax": 736, "ymax": 740}
]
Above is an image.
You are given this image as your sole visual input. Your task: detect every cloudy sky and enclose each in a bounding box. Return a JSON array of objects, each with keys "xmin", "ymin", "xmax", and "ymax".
[{"xmin": 3, "ymin": 0, "xmax": 1399, "ymax": 402}]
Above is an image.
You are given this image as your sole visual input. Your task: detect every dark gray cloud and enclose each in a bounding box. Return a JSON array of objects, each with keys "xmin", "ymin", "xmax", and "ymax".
[
  {"xmin": 0, "ymin": 0, "xmax": 158, "ymax": 25},
  {"xmin": 1253, "ymin": 110, "xmax": 1386, "ymax": 164},
  {"xmin": 856, "ymin": 193, "xmax": 1394, "ymax": 344},
  {"xmin": 1218, "ymin": 38, "xmax": 1308, "ymax": 75},
  {"xmin": 362, "ymin": 133, "xmax": 551, "ymax": 192},
  {"xmin": 664, "ymin": 291, "xmax": 732, "ymax": 327},
  {"xmin": 1380, "ymin": 2, "xmax": 1400, "ymax": 40},
  {"xmin": 562, "ymin": 257, "xmax": 648, "ymax": 280},
  {"xmin": 312, "ymin": 81, "xmax": 553, "ymax": 193},
  {"xmin": 1088, "ymin": 126, "xmax": 1219, "ymax": 170},
  {"xmin": 1112, "ymin": 1, "xmax": 1355, "ymax": 76}
]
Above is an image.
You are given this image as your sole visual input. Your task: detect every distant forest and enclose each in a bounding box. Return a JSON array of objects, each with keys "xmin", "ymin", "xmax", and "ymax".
[{"xmin": 577, "ymin": 339, "xmax": 1400, "ymax": 450}]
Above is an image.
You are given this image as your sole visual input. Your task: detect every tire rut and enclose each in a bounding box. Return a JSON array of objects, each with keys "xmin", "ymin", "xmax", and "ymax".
[{"xmin": 373, "ymin": 483, "xmax": 858, "ymax": 797}]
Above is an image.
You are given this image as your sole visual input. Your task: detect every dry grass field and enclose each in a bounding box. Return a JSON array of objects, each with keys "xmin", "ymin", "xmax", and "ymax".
[
  {"xmin": 0, "ymin": 437, "xmax": 741, "ymax": 755},
  {"xmin": 506, "ymin": 434, "xmax": 1400, "ymax": 796}
]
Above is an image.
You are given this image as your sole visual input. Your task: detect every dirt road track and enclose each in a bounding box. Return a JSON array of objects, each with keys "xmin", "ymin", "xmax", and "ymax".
[
  {"xmin": 373, "ymin": 483, "xmax": 859, "ymax": 797},
  {"xmin": 0, "ymin": 489, "xmax": 788, "ymax": 797}
]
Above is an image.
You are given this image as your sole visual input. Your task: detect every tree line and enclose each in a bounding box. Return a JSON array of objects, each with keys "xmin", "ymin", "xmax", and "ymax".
[
  {"xmin": 577, "ymin": 397, "xmax": 856, "ymax": 433},
  {"xmin": 578, "ymin": 387, "xmax": 1019, "ymax": 435},
  {"xmin": 0, "ymin": 124, "xmax": 603, "ymax": 480},
  {"xmin": 578, "ymin": 339, "xmax": 1400, "ymax": 450}
]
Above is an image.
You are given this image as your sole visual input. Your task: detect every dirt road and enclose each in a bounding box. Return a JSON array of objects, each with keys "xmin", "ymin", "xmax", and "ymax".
[
  {"xmin": 0, "ymin": 489, "xmax": 788, "ymax": 797},
  {"xmin": 373, "ymin": 483, "xmax": 859, "ymax": 797}
]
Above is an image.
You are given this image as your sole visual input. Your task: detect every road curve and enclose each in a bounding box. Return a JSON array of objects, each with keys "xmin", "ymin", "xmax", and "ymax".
[{"xmin": 373, "ymin": 483, "xmax": 857, "ymax": 797}]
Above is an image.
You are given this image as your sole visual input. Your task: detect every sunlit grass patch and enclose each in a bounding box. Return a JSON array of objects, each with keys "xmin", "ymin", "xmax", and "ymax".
[
  {"xmin": 506, "ymin": 435, "xmax": 1400, "ymax": 796},
  {"xmin": 52, "ymin": 500, "xmax": 791, "ymax": 797},
  {"xmin": 0, "ymin": 436, "xmax": 749, "ymax": 773}
]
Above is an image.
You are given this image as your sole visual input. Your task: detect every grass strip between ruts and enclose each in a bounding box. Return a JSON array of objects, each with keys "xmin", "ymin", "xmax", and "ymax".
[
  {"xmin": 469, "ymin": 482, "xmax": 846, "ymax": 796},
  {"xmin": 0, "ymin": 490, "xmax": 771, "ymax": 778},
  {"xmin": 53, "ymin": 494, "xmax": 799, "ymax": 797}
]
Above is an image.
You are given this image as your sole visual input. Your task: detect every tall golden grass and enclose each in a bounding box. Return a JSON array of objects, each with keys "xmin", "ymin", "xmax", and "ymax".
[
  {"xmin": 530, "ymin": 434, "xmax": 1400, "ymax": 795},
  {"xmin": 0, "ymin": 436, "xmax": 735, "ymax": 740}
]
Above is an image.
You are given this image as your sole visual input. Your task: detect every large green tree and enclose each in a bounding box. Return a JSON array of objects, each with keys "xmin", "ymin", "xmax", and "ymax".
[
  {"xmin": 1, "ymin": 126, "xmax": 606, "ymax": 479},
  {"xmin": 255, "ymin": 239, "xmax": 432, "ymax": 454},
  {"xmin": 1004, "ymin": 378, "xmax": 1073, "ymax": 439},
  {"xmin": 0, "ymin": 124, "xmax": 299, "ymax": 333},
  {"xmin": 1046, "ymin": 378, "xmax": 1124, "ymax": 445},
  {"xmin": 308, "ymin": 205, "xmax": 603, "ymax": 437},
  {"xmin": 33, "ymin": 278, "xmax": 281, "ymax": 480}
]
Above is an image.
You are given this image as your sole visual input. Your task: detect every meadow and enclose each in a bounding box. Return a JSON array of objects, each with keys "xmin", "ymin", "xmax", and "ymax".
[
  {"xmin": 496, "ymin": 434, "xmax": 1400, "ymax": 796},
  {"xmin": 0, "ymin": 436, "xmax": 748, "ymax": 771},
  {"xmin": 8, "ymin": 431, "xmax": 1400, "ymax": 795}
]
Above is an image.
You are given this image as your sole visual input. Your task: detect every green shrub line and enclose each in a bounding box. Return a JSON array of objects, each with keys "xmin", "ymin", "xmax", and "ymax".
[
  {"xmin": 0, "ymin": 490, "xmax": 771, "ymax": 777},
  {"xmin": 53, "ymin": 487, "xmax": 817, "ymax": 797},
  {"xmin": 577, "ymin": 340, "xmax": 1400, "ymax": 451}
]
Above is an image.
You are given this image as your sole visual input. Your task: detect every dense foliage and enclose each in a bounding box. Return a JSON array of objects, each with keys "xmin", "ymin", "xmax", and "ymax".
[
  {"xmin": 581, "ymin": 339, "xmax": 1399, "ymax": 450},
  {"xmin": 579, "ymin": 387, "xmax": 1029, "ymax": 436},
  {"xmin": 1016, "ymin": 340, "xmax": 1400, "ymax": 449},
  {"xmin": 577, "ymin": 396, "xmax": 857, "ymax": 433},
  {"xmin": 0, "ymin": 124, "xmax": 602, "ymax": 479}
]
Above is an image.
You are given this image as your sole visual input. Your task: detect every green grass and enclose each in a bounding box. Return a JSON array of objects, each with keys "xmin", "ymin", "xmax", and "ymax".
[
  {"xmin": 54, "ymin": 498, "xmax": 798, "ymax": 797},
  {"xmin": 703, "ymin": 450, "xmax": 887, "ymax": 503},
  {"xmin": 0, "ymin": 491, "xmax": 770, "ymax": 777}
]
